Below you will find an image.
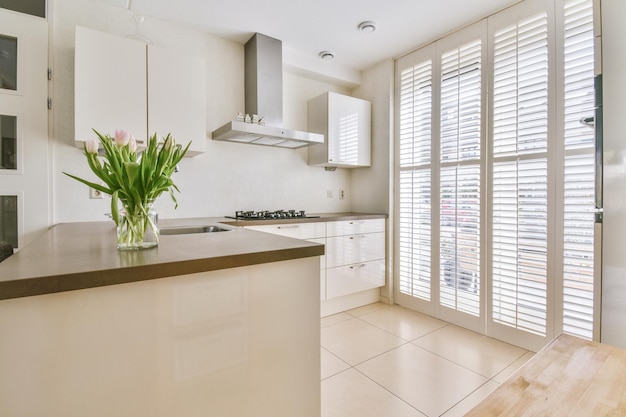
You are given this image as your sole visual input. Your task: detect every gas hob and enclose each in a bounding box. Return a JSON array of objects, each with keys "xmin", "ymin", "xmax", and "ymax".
[{"xmin": 226, "ymin": 210, "xmax": 320, "ymax": 221}]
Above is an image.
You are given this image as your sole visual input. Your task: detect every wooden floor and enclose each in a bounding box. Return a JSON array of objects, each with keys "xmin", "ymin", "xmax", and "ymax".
[{"xmin": 466, "ymin": 333, "xmax": 626, "ymax": 416}]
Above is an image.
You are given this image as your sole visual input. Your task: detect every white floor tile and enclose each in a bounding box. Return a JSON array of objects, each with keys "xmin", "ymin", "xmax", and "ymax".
[
  {"xmin": 346, "ymin": 302, "xmax": 387, "ymax": 317},
  {"xmin": 321, "ymin": 312, "xmax": 353, "ymax": 328},
  {"xmin": 359, "ymin": 304, "xmax": 449, "ymax": 341},
  {"xmin": 440, "ymin": 380, "xmax": 500, "ymax": 417},
  {"xmin": 321, "ymin": 347, "xmax": 350, "ymax": 380},
  {"xmin": 321, "ymin": 318, "xmax": 405, "ymax": 366},
  {"xmin": 356, "ymin": 343, "xmax": 489, "ymax": 417},
  {"xmin": 412, "ymin": 324, "xmax": 528, "ymax": 378},
  {"xmin": 322, "ymin": 369, "xmax": 427, "ymax": 417}
]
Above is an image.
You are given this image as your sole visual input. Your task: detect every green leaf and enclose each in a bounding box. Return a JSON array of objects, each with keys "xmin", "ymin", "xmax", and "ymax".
[{"xmin": 111, "ymin": 190, "xmax": 120, "ymax": 225}]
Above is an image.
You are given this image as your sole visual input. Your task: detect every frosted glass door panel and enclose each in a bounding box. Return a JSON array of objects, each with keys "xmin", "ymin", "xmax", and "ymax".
[
  {"xmin": 0, "ymin": 115, "xmax": 16, "ymax": 170},
  {"xmin": 0, "ymin": 35, "xmax": 17, "ymax": 91},
  {"xmin": 0, "ymin": 195, "xmax": 17, "ymax": 247},
  {"xmin": 0, "ymin": 0, "xmax": 46, "ymax": 18}
]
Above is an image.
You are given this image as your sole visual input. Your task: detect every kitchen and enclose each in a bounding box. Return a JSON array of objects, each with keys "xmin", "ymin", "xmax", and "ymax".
[{"xmin": 1, "ymin": 0, "xmax": 626, "ymax": 416}]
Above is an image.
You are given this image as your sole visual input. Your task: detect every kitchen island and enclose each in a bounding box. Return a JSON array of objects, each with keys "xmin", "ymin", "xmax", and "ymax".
[{"xmin": 0, "ymin": 218, "xmax": 323, "ymax": 417}]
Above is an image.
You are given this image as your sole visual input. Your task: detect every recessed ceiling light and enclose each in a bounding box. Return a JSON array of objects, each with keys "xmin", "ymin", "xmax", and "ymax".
[
  {"xmin": 319, "ymin": 51, "xmax": 334, "ymax": 60},
  {"xmin": 358, "ymin": 21, "xmax": 377, "ymax": 33}
]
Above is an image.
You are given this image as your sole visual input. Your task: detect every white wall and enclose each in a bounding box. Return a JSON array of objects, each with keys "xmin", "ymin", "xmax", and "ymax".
[
  {"xmin": 351, "ymin": 60, "xmax": 394, "ymax": 214},
  {"xmin": 600, "ymin": 0, "xmax": 626, "ymax": 348},
  {"xmin": 50, "ymin": 0, "xmax": 359, "ymax": 223}
]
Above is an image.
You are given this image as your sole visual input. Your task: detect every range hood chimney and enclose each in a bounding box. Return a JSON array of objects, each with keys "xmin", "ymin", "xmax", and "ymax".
[{"xmin": 211, "ymin": 33, "xmax": 324, "ymax": 148}]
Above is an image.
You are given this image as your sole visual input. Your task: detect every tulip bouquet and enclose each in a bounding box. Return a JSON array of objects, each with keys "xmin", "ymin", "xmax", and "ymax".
[{"xmin": 64, "ymin": 129, "xmax": 190, "ymax": 249}]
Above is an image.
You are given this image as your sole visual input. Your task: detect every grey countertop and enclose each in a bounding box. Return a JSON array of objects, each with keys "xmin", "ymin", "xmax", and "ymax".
[{"xmin": 0, "ymin": 213, "xmax": 385, "ymax": 300}]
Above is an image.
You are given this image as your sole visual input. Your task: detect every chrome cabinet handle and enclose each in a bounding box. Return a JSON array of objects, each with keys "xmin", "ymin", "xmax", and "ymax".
[
  {"xmin": 350, "ymin": 264, "xmax": 367, "ymax": 269},
  {"xmin": 349, "ymin": 235, "xmax": 366, "ymax": 239},
  {"xmin": 277, "ymin": 225, "xmax": 300, "ymax": 229}
]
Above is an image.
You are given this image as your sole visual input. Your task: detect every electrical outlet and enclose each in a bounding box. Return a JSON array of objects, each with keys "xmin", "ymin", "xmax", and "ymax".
[
  {"xmin": 339, "ymin": 189, "xmax": 345, "ymax": 200},
  {"xmin": 327, "ymin": 190, "xmax": 334, "ymax": 198},
  {"xmin": 89, "ymin": 187, "xmax": 103, "ymax": 199}
]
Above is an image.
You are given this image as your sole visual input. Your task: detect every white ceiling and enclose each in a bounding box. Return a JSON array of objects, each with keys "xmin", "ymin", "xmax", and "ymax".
[{"xmin": 98, "ymin": 0, "xmax": 520, "ymax": 75}]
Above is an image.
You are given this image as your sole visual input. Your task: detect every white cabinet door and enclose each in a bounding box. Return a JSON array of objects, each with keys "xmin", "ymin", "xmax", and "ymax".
[
  {"xmin": 326, "ymin": 232, "xmax": 385, "ymax": 268},
  {"xmin": 147, "ymin": 45, "xmax": 206, "ymax": 156},
  {"xmin": 326, "ymin": 259, "xmax": 385, "ymax": 299},
  {"xmin": 245, "ymin": 222, "xmax": 325, "ymax": 240},
  {"xmin": 308, "ymin": 92, "xmax": 371, "ymax": 168},
  {"xmin": 74, "ymin": 26, "xmax": 147, "ymax": 146},
  {"xmin": 326, "ymin": 218, "xmax": 385, "ymax": 237}
]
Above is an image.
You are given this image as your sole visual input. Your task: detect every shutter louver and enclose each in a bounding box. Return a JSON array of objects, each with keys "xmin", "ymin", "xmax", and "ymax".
[
  {"xmin": 562, "ymin": 0, "xmax": 595, "ymax": 339},
  {"xmin": 492, "ymin": 12, "xmax": 549, "ymax": 337}
]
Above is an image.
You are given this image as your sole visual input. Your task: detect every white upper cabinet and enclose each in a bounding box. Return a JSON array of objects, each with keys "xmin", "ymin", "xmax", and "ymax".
[
  {"xmin": 74, "ymin": 26, "xmax": 147, "ymax": 147},
  {"xmin": 307, "ymin": 92, "xmax": 371, "ymax": 168},
  {"xmin": 74, "ymin": 26, "xmax": 207, "ymax": 156},
  {"xmin": 147, "ymin": 44, "xmax": 206, "ymax": 155}
]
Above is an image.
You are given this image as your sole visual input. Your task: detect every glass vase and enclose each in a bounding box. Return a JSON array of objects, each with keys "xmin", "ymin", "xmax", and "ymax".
[{"xmin": 116, "ymin": 200, "xmax": 159, "ymax": 250}]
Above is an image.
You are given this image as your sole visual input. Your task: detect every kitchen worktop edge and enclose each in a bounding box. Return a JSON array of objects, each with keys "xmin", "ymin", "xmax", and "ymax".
[{"xmin": 0, "ymin": 218, "xmax": 324, "ymax": 301}]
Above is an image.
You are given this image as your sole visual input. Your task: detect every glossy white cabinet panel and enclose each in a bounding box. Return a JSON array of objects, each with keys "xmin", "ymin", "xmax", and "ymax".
[
  {"xmin": 326, "ymin": 231, "xmax": 385, "ymax": 268},
  {"xmin": 326, "ymin": 259, "xmax": 386, "ymax": 299},
  {"xmin": 74, "ymin": 27, "xmax": 206, "ymax": 156},
  {"xmin": 245, "ymin": 218, "xmax": 386, "ymax": 305},
  {"xmin": 326, "ymin": 218, "xmax": 385, "ymax": 237},
  {"xmin": 308, "ymin": 92, "xmax": 372, "ymax": 168},
  {"xmin": 147, "ymin": 44, "xmax": 207, "ymax": 155},
  {"xmin": 0, "ymin": 258, "xmax": 320, "ymax": 417},
  {"xmin": 245, "ymin": 222, "xmax": 326, "ymax": 239},
  {"xmin": 75, "ymin": 26, "xmax": 147, "ymax": 145}
]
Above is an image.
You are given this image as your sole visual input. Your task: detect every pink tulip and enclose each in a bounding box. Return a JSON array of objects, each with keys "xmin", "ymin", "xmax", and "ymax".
[
  {"xmin": 114, "ymin": 129, "xmax": 131, "ymax": 147},
  {"xmin": 85, "ymin": 139, "xmax": 99, "ymax": 155},
  {"xmin": 129, "ymin": 135, "xmax": 138, "ymax": 153}
]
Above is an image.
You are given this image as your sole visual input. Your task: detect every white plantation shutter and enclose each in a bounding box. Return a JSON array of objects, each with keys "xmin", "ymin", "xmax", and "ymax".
[
  {"xmin": 440, "ymin": 40, "xmax": 482, "ymax": 162},
  {"xmin": 399, "ymin": 170, "xmax": 432, "ymax": 300},
  {"xmin": 492, "ymin": 159, "xmax": 548, "ymax": 335},
  {"xmin": 438, "ymin": 38, "xmax": 482, "ymax": 318},
  {"xmin": 395, "ymin": 0, "xmax": 597, "ymax": 349},
  {"xmin": 440, "ymin": 165, "xmax": 481, "ymax": 316},
  {"xmin": 491, "ymin": 11, "xmax": 550, "ymax": 337},
  {"xmin": 562, "ymin": 0, "xmax": 595, "ymax": 339},
  {"xmin": 398, "ymin": 58, "xmax": 433, "ymax": 301}
]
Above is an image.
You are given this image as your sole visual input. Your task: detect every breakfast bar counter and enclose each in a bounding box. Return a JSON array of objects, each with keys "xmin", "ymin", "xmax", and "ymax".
[
  {"xmin": 0, "ymin": 217, "xmax": 324, "ymax": 417},
  {"xmin": 0, "ymin": 217, "xmax": 324, "ymax": 300}
]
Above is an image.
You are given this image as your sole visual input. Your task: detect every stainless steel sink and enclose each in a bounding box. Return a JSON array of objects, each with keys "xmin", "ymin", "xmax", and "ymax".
[{"xmin": 159, "ymin": 225, "xmax": 231, "ymax": 235}]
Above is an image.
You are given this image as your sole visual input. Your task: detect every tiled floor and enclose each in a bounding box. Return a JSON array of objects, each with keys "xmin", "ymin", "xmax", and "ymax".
[{"xmin": 321, "ymin": 302, "xmax": 535, "ymax": 417}]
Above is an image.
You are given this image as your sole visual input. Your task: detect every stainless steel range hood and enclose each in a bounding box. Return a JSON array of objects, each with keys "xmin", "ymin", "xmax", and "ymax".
[{"xmin": 211, "ymin": 33, "xmax": 324, "ymax": 148}]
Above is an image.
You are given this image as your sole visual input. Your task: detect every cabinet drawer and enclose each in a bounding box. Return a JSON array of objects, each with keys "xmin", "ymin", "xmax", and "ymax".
[
  {"xmin": 326, "ymin": 259, "xmax": 385, "ymax": 299},
  {"xmin": 245, "ymin": 222, "xmax": 325, "ymax": 239},
  {"xmin": 326, "ymin": 218, "xmax": 385, "ymax": 237},
  {"xmin": 326, "ymin": 232, "xmax": 384, "ymax": 268}
]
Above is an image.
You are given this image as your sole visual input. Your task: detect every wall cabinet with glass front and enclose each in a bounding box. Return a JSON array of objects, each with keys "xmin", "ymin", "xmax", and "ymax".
[
  {"xmin": 74, "ymin": 26, "xmax": 206, "ymax": 156},
  {"xmin": 307, "ymin": 92, "xmax": 371, "ymax": 168}
]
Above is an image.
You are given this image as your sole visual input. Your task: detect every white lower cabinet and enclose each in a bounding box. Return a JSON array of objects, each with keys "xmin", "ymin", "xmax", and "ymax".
[
  {"xmin": 325, "ymin": 218, "xmax": 385, "ymax": 300},
  {"xmin": 326, "ymin": 259, "xmax": 386, "ymax": 299},
  {"xmin": 244, "ymin": 217, "xmax": 385, "ymax": 306}
]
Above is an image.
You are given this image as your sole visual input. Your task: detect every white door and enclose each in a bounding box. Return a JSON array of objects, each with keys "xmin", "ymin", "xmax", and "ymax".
[{"xmin": 0, "ymin": 8, "xmax": 49, "ymax": 249}]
